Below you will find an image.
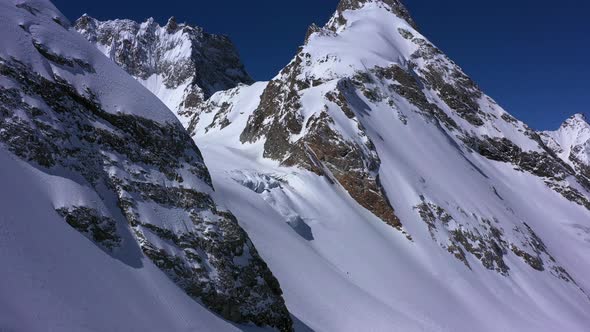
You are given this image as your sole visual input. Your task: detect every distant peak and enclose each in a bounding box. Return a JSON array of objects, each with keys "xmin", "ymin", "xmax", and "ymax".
[
  {"xmin": 571, "ymin": 113, "xmax": 587, "ymax": 122},
  {"xmin": 166, "ymin": 16, "xmax": 178, "ymax": 33},
  {"xmin": 74, "ymin": 14, "xmax": 97, "ymax": 31},
  {"xmin": 559, "ymin": 113, "xmax": 589, "ymax": 132},
  {"xmin": 565, "ymin": 113, "xmax": 588, "ymax": 124},
  {"xmin": 335, "ymin": 0, "xmax": 417, "ymax": 29},
  {"xmin": 337, "ymin": 0, "xmax": 406, "ymax": 11}
]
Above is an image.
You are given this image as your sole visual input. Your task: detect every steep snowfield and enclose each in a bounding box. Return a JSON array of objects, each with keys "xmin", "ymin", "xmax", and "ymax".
[
  {"xmin": 0, "ymin": 147, "xmax": 239, "ymax": 332},
  {"xmin": 183, "ymin": 1, "xmax": 590, "ymax": 331}
]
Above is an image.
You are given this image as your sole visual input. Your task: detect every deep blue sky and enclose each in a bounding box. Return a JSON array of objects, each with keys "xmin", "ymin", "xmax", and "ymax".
[{"xmin": 53, "ymin": 0, "xmax": 589, "ymax": 130}]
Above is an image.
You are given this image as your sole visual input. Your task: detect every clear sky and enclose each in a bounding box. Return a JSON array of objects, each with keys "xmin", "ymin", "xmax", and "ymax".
[{"xmin": 53, "ymin": 0, "xmax": 589, "ymax": 130}]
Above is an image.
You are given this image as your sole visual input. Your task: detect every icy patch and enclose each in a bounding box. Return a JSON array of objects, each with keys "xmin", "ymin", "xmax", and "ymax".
[{"xmin": 231, "ymin": 170, "xmax": 315, "ymax": 241}]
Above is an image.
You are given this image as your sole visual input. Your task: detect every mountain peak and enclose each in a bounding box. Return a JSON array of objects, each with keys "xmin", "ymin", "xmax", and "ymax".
[
  {"xmin": 337, "ymin": 0, "xmax": 407, "ymax": 11},
  {"xmin": 541, "ymin": 112, "xmax": 590, "ymax": 174},
  {"xmin": 569, "ymin": 112, "xmax": 588, "ymax": 123},
  {"xmin": 335, "ymin": 0, "xmax": 417, "ymax": 29},
  {"xmin": 560, "ymin": 113, "xmax": 589, "ymax": 131}
]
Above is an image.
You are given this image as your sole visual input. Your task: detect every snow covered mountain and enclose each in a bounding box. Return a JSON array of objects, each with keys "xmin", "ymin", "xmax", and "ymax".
[
  {"xmin": 0, "ymin": 0, "xmax": 291, "ymax": 331},
  {"xmin": 541, "ymin": 113, "xmax": 590, "ymax": 184},
  {"xmin": 3, "ymin": 0, "xmax": 590, "ymax": 331},
  {"xmin": 151, "ymin": 0, "xmax": 590, "ymax": 331},
  {"xmin": 74, "ymin": 14, "xmax": 252, "ymax": 127}
]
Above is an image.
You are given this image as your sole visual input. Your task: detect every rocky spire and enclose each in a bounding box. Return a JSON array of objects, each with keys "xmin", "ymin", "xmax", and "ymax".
[{"xmin": 166, "ymin": 16, "xmax": 178, "ymax": 33}]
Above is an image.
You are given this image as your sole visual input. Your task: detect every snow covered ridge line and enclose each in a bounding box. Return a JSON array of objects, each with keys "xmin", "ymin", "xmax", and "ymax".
[
  {"xmin": 0, "ymin": 0, "xmax": 292, "ymax": 330},
  {"xmin": 74, "ymin": 14, "xmax": 252, "ymax": 128},
  {"xmin": 541, "ymin": 113, "xmax": 590, "ymax": 186}
]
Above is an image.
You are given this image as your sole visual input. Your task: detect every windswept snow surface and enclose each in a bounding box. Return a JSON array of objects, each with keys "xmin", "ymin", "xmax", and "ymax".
[{"xmin": 0, "ymin": 147, "xmax": 239, "ymax": 332}]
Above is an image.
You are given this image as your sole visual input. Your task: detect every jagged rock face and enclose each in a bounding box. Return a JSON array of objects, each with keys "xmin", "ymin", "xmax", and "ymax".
[
  {"xmin": 75, "ymin": 15, "xmax": 252, "ymax": 126},
  {"xmin": 541, "ymin": 114, "xmax": 590, "ymax": 185},
  {"xmin": 462, "ymin": 134, "xmax": 590, "ymax": 210},
  {"xmin": 392, "ymin": 26, "xmax": 589, "ymax": 210},
  {"xmin": 0, "ymin": 2, "xmax": 291, "ymax": 331}
]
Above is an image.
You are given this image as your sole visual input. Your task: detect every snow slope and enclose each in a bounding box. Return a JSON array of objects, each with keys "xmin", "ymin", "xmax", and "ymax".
[{"xmin": 0, "ymin": 147, "xmax": 239, "ymax": 332}]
